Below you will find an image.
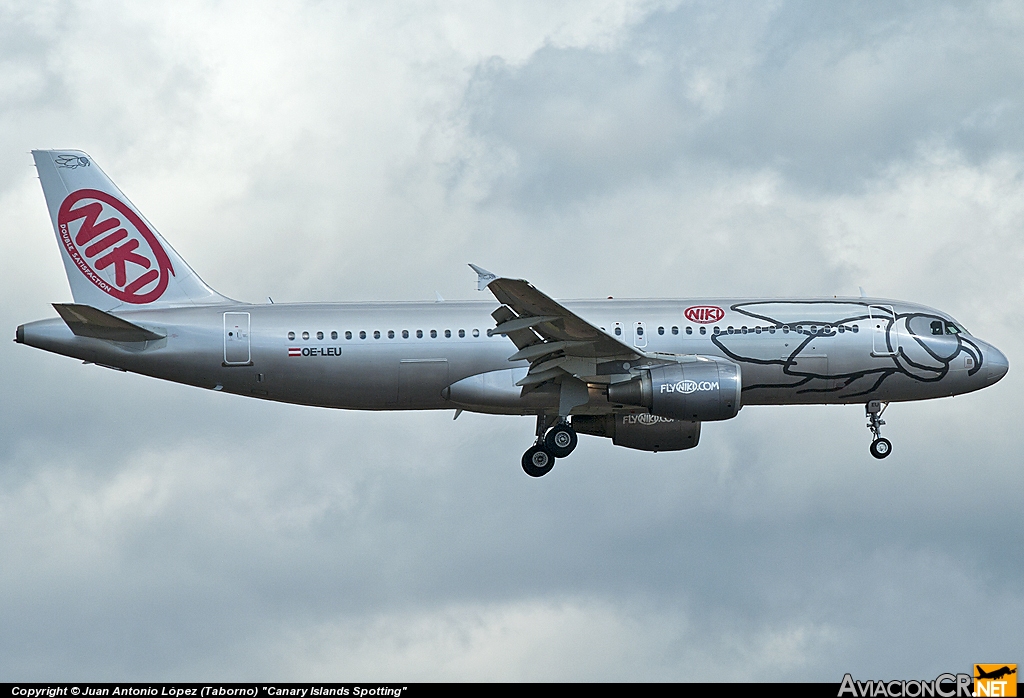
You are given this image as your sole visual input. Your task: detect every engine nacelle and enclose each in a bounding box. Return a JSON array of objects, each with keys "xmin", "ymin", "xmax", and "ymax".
[
  {"xmin": 574, "ymin": 414, "xmax": 700, "ymax": 452},
  {"xmin": 607, "ymin": 357, "xmax": 742, "ymax": 421}
]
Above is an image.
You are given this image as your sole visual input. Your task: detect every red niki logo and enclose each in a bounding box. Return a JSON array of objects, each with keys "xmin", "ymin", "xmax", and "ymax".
[
  {"xmin": 57, "ymin": 189, "xmax": 174, "ymax": 304},
  {"xmin": 685, "ymin": 305, "xmax": 725, "ymax": 324}
]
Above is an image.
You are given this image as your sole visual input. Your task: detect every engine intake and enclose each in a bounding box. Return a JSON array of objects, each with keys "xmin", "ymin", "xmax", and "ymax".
[{"xmin": 607, "ymin": 357, "xmax": 741, "ymax": 421}]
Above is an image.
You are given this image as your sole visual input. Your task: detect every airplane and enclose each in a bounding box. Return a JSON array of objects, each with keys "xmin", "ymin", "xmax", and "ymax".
[
  {"xmin": 15, "ymin": 150, "xmax": 1009, "ymax": 477},
  {"xmin": 975, "ymin": 666, "xmax": 1016, "ymax": 681}
]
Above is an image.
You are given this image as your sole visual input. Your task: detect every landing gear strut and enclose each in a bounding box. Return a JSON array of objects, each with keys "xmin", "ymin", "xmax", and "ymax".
[
  {"xmin": 866, "ymin": 400, "xmax": 892, "ymax": 459},
  {"xmin": 521, "ymin": 415, "xmax": 578, "ymax": 477}
]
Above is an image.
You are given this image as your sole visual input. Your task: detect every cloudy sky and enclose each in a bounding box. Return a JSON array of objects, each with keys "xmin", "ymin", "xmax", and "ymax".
[{"xmin": 1, "ymin": 0, "xmax": 1022, "ymax": 681}]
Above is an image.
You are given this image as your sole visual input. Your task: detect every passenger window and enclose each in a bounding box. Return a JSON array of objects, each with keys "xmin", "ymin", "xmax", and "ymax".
[
  {"xmin": 388, "ymin": 330, "xmax": 395, "ymax": 339},
  {"xmin": 783, "ymin": 326, "xmax": 789, "ymax": 333},
  {"xmin": 472, "ymin": 329, "xmax": 480, "ymax": 337},
  {"xmin": 288, "ymin": 331, "xmax": 295, "ymax": 340},
  {"xmin": 430, "ymin": 330, "xmax": 437, "ymax": 338},
  {"xmin": 373, "ymin": 330, "xmax": 380, "ymax": 339},
  {"xmin": 302, "ymin": 331, "xmax": 309, "ymax": 340},
  {"xmin": 637, "ymin": 326, "xmax": 644, "ymax": 336},
  {"xmin": 852, "ymin": 325, "xmax": 859, "ymax": 333},
  {"xmin": 699, "ymin": 326, "xmax": 706, "ymax": 335},
  {"xmin": 331, "ymin": 331, "xmax": 338, "ymax": 340},
  {"xmin": 658, "ymin": 326, "xmax": 665, "ymax": 335},
  {"xmin": 741, "ymin": 326, "xmax": 748, "ymax": 334},
  {"xmin": 614, "ymin": 326, "xmax": 622, "ymax": 336},
  {"xmin": 317, "ymin": 331, "xmax": 324, "ymax": 340},
  {"xmin": 755, "ymin": 327, "xmax": 762, "ymax": 334},
  {"xmin": 445, "ymin": 329, "xmax": 451, "ymax": 338},
  {"xmin": 417, "ymin": 330, "xmax": 423, "ymax": 339},
  {"xmin": 768, "ymin": 326, "xmax": 775, "ymax": 334},
  {"xmin": 685, "ymin": 327, "xmax": 692, "ymax": 335},
  {"xmin": 359, "ymin": 331, "xmax": 366, "ymax": 339},
  {"xmin": 713, "ymin": 326, "xmax": 720, "ymax": 335},
  {"xmin": 458, "ymin": 329, "xmax": 465, "ymax": 338},
  {"xmin": 345, "ymin": 331, "xmax": 352, "ymax": 340},
  {"xmin": 672, "ymin": 326, "xmax": 679, "ymax": 335},
  {"xmin": 728, "ymin": 326, "xmax": 735, "ymax": 334},
  {"xmin": 402, "ymin": 330, "xmax": 409, "ymax": 339}
]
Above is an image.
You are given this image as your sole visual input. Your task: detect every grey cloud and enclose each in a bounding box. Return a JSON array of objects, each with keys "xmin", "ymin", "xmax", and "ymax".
[{"xmin": 463, "ymin": 0, "xmax": 1024, "ymax": 204}]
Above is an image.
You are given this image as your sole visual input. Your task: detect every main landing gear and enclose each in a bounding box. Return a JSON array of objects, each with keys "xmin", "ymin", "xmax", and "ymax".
[
  {"xmin": 522, "ymin": 415, "xmax": 578, "ymax": 477},
  {"xmin": 866, "ymin": 400, "xmax": 892, "ymax": 459}
]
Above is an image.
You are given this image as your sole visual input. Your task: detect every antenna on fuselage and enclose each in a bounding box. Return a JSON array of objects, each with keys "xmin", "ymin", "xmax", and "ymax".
[{"xmin": 859, "ymin": 287, "xmax": 867, "ymax": 298}]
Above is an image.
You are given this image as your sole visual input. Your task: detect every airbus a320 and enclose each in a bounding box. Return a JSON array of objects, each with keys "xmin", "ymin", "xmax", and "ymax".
[{"xmin": 16, "ymin": 150, "xmax": 1009, "ymax": 476}]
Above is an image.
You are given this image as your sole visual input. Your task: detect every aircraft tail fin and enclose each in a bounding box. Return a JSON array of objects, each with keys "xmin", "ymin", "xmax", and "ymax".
[{"xmin": 32, "ymin": 149, "xmax": 231, "ymax": 311}]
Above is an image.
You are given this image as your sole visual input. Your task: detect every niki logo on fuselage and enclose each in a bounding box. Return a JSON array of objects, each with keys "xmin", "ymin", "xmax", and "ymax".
[
  {"xmin": 685, "ymin": 306, "xmax": 725, "ymax": 324},
  {"xmin": 57, "ymin": 189, "xmax": 174, "ymax": 304},
  {"xmin": 288, "ymin": 347, "xmax": 343, "ymax": 357}
]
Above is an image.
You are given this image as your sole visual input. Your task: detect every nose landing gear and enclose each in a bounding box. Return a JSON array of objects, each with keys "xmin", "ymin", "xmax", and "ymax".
[
  {"xmin": 521, "ymin": 415, "xmax": 578, "ymax": 477},
  {"xmin": 866, "ymin": 400, "xmax": 892, "ymax": 459}
]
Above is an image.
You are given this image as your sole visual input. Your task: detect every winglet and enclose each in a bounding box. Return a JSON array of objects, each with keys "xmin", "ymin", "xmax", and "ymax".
[
  {"xmin": 859, "ymin": 286, "xmax": 867, "ymax": 298},
  {"xmin": 469, "ymin": 264, "xmax": 497, "ymax": 291}
]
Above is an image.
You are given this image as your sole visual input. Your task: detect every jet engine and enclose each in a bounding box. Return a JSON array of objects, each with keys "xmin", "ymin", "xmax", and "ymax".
[
  {"xmin": 573, "ymin": 414, "xmax": 700, "ymax": 452},
  {"xmin": 607, "ymin": 356, "xmax": 742, "ymax": 421}
]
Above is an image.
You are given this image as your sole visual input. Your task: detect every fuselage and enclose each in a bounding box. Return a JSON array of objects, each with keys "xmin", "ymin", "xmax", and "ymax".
[
  {"xmin": 22, "ymin": 148, "xmax": 1011, "ymax": 466},
  {"xmin": 17, "ymin": 296, "xmax": 1009, "ymax": 415}
]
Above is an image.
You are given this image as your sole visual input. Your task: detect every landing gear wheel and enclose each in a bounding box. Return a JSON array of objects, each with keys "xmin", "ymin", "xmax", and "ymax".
[
  {"xmin": 522, "ymin": 445, "xmax": 555, "ymax": 477},
  {"xmin": 870, "ymin": 437, "xmax": 892, "ymax": 459},
  {"xmin": 544, "ymin": 424, "xmax": 578, "ymax": 458}
]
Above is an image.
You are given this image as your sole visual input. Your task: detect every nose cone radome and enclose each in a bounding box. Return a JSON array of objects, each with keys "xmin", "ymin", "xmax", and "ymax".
[{"xmin": 984, "ymin": 344, "xmax": 1009, "ymax": 385}]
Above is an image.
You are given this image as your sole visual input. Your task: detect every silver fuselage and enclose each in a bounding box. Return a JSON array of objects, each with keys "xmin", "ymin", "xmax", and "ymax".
[{"xmin": 17, "ymin": 297, "xmax": 1009, "ymax": 415}]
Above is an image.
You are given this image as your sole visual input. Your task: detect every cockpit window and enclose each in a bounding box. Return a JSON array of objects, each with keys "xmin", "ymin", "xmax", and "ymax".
[
  {"xmin": 930, "ymin": 320, "xmax": 943, "ymax": 336},
  {"xmin": 945, "ymin": 322, "xmax": 962, "ymax": 335}
]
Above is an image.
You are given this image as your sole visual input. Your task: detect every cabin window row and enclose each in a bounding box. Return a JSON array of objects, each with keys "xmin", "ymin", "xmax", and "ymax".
[
  {"xmin": 609, "ymin": 324, "xmax": 861, "ymax": 336},
  {"xmin": 287, "ymin": 329, "xmax": 483, "ymax": 341},
  {"xmin": 712, "ymin": 324, "xmax": 861, "ymax": 335}
]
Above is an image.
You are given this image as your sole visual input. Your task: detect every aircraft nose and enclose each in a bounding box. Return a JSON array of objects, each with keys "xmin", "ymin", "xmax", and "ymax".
[{"xmin": 983, "ymin": 344, "xmax": 1009, "ymax": 384}]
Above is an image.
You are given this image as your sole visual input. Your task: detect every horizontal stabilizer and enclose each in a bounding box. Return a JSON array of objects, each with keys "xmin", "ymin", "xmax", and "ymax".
[{"xmin": 53, "ymin": 303, "xmax": 164, "ymax": 342}]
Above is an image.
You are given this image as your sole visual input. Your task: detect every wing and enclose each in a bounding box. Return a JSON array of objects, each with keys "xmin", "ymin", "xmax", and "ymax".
[{"xmin": 479, "ymin": 272, "xmax": 650, "ymax": 390}]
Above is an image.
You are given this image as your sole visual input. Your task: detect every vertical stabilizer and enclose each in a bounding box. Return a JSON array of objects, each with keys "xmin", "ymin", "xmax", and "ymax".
[{"xmin": 32, "ymin": 149, "xmax": 231, "ymax": 310}]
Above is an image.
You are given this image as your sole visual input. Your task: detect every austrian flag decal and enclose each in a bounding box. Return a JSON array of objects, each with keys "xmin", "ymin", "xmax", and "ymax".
[
  {"xmin": 289, "ymin": 347, "xmax": 343, "ymax": 357},
  {"xmin": 57, "ymin": 189, "xmax": 174, "ymax": 304}
]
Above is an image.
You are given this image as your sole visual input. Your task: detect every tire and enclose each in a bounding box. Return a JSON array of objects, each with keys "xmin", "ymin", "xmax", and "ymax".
[
  {"xmin": 544, "ymin": 424, "xmax": 578, "ymax": 458},
  {"xmin": 870, "ymin": 437, "xmax": 892, "ymax": 459},
  {"xmin": 522, "ymin": 445, "xmax": 555, "ymax": 477}
]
